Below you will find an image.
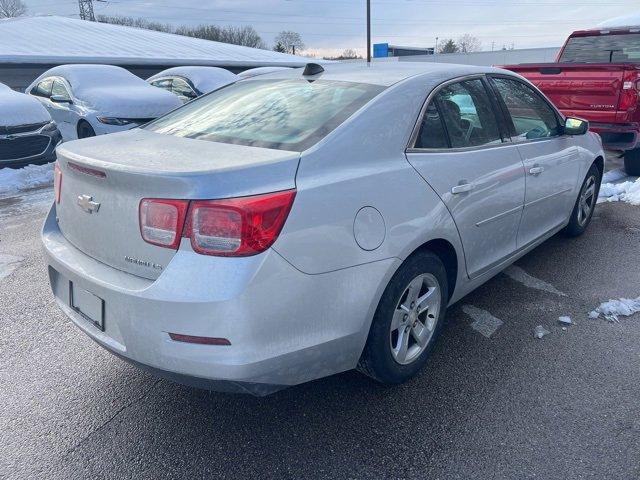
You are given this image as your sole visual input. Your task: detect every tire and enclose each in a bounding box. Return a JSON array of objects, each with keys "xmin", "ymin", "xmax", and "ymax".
[
  {"xmin": 357, "ymin": 251, "xmax": 449, "ymax": 384},
  {"xmin": 624, "ymin": 148, "xmax": 640, "ymax": 176},
  {"xmin": 564, "ymin": 163, "xmax": 601, "ymax": 237},
  {"xmin": 77, "ymin": 120, "xmax": 96, "ymax": 139}
]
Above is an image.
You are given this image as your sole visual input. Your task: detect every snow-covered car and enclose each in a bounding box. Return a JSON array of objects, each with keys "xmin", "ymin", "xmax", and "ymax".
[
  {"xmin": 26, "ymin": 65, "xmax": 183, "ymax": 140},
  {"xmin": 147, "ymin": 66, "xmax": 237, "ymax": 102},
  {"xmin": 237, "ymin": 66, "xmax": 294, "ymax": 79},
  {"xmin": 0, "ymin": 82, "xmax": 61, "ymax": 168}
]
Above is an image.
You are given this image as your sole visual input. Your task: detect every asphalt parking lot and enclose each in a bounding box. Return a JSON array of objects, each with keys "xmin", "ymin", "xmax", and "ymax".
[{"xmin": 1, "ymin": 156, "xmax": 639, "ymax": 480}]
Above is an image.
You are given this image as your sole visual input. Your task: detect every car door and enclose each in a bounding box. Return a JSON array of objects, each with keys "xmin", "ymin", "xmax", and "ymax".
[
  {"xmin": 406, "ymin": 77, "xmax": 526, "ymax": 278},
  {"xmin": 49, "ymin": 78, "xmax": 77, "ymax": 140},
  {"xmin": 489, "ymin": 75, "xmax": 581, "ymax": 248}
]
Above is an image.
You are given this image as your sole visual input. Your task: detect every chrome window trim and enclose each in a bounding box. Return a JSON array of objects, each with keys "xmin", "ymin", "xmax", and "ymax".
[{"xmin": 406, "ymin": 73, "xmax": 510, "ymax": 153}]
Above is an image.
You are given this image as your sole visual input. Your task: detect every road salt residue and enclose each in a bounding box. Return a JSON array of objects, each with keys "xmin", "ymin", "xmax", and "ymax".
[
  {"xmin": 0, "ymin": 254, "xmax": 24, "ymax": 281},
  {"xmin": 503, "ymin": 265, "xmax": 567, "ymax": 297},
  {"xmin": 462, "ymin": 305, "xmax": 504, "ymax": 338}
]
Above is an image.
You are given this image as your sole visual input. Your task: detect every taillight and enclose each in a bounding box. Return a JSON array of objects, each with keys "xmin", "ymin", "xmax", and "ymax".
[
  {"xmin": 53, "ymin": 162, "xmax": 62, "ymax": 204},
  {"xmin": 618, "ymin": 71, "xmax": 640, "ymax": 111},
  {"xmin": 139, "ymin": 199, "xmax": 189, "ymax": 249},
  {"xmin": 138, "ymin": 190, "xmax": 296, "ymax": 256},
  {"xmin": 185, "ymin": 190, "xmax": 296, "ymax": 256}
]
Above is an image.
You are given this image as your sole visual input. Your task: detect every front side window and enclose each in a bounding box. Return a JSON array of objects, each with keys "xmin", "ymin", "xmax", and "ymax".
[
  {"xmin": 491, "ymin": 77, "xmax": 560, "ymax": 140},
  {"xmin": 145, "ymin": 79, "xmax": 384, "ymax": 151},
  {"xmin": 559, "ymin": 33, "xmax": 640, "ymax": 63},
  {"xmin": 32, "ymin": 78, "xmax": 53, "ymax": 98},
  {"xmin": 171, "ymin": 78, "xmax": 198, "ymax": 99},
  {"xmin": 433, "ymin": 79, "xmax": 502, "ymax": 148},
  {"xmin": 51, "ymin": 79, "xmax": 71, "ymax": 101},
  {"xmin": 151, "ymin": 78, "xmax": 173, "ymax": 92}
]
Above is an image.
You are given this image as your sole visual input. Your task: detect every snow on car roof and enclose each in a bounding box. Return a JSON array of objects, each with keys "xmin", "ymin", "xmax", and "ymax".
[
  {"xmin": 147, "ymin": 66, "xmax": 238, "ymax": 94},
  {"xmin": 0, "ymin": 82, "xmax": 51, "ymax": 127},
  {"xmin": 0, "ymin": 16, "xmax": 310, "ymax": 67},
  {"xmin": 247, "ymin": 61, "xmax": 508, "ymax": 87}
]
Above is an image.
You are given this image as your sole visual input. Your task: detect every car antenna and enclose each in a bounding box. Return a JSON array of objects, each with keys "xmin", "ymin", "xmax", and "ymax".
[{"xmin": 302, "ymin": 63, "xmax": 325, "ymax": 76}]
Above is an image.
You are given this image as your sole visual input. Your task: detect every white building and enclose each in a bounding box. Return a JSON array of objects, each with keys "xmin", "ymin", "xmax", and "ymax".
[{"xmin": 0, "ymin": 16, "xmax": 310, "ymax": 90}]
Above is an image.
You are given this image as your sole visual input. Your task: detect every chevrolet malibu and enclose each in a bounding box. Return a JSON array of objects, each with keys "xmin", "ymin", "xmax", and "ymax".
[{"xmin": 43, "ymin": 63, "xmax": 604, "ymax": 395}]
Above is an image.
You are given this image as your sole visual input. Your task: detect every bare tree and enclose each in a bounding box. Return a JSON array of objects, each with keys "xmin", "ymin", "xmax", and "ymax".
[
  {"xmin": 175, "ymin": 24, "xmax": 266, "ymax": 48},
  {"xmin": 0, "ymin": 0, "xmax": 27, "ymax": 18},
  {"xmin": 457, "ymin": 34, "xmax": 482, "ymax": 53},
  {"xmin": 97, "ymin": 15, "xmax": 172, "ymax": 33},
  {"xmin": 273, "ymin": 31, "xmax": 305, "ymax": 54}
]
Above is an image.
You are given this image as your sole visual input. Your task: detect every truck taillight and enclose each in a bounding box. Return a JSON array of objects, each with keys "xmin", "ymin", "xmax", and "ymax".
[
  {"xmin": 139, "ymin": 190, "xmax": 296, "ymax": 256},
  {"xmin": 139, "ymin": 199, "xmax": 189, "ymax": 249},
  {"xmin": 618, "ymin": 71, "xmax": 640, "ymax": 111},
  {"xmin": 53, "ymin": 162, "xmax": 62, "ymax": 204}
]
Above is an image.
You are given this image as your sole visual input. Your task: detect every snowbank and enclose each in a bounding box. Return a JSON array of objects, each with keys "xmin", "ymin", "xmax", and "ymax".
[
  {"xmin": 590, "ymin": 296, "xmax": 640, "ymax": 322},
  {"xmin": 27, "ymin": 65, "xmax": 182, "ymax": 118},
  {"xmin": 0, "ymin": 163, "xmax": 54, "ymax": 197},
  {"xmin": 148, "ymin": 66, "xmax": 237, "ymax": 94},
  {"xmin": 0, "ymin": 82, "xmax": 51, "ymax": 126},
  {"xmin": 598, "ymin": 178, "xmax": 640, "ymax": 205}
]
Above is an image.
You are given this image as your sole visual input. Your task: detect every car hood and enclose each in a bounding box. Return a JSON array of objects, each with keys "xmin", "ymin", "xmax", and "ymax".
[
  {"xmin": 79, "ymin": 85, "xmax": 183, "ymax": 119},
  {"xmin": 0, "ymin": 86, "xmax": 51, "ymax": 127}
]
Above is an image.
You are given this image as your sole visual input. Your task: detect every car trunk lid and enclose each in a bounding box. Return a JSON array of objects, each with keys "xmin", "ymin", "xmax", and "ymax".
[{"xmin": 54, "ymin": 129, "xmax": 299, "ymax": 280}]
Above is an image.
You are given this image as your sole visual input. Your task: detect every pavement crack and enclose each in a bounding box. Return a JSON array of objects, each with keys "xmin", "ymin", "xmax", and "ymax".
[{"xmin": 63, "ymin": 378, "xmax": 162, "ymax": 457}]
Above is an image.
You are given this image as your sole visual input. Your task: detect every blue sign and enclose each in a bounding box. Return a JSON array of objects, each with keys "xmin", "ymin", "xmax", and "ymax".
[{"xmin": 373, "ymin": 43, "xmax": 389, "ymax": 58}]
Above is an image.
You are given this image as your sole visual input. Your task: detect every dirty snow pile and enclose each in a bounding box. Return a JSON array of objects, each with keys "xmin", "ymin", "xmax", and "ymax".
[
  {"xmin": 589, "ymin": 297, "xmax": 640, "ymax": 322},
  {"xmin": 0, "ymin": 163, "xmax": 54, "ymax": 197},
  {"xmin": 598, "ymin": 178, "xmax": 640, "ymax": 205}
]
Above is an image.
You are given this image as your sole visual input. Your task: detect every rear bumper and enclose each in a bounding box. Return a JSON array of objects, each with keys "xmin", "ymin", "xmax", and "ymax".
[
  {"xmin": 588, "ymin": 122, "xmax": 639, "ymax": 151},
  {"xmin": 42, "ymin": 204, "xmax": 394, "ymax": 395}
]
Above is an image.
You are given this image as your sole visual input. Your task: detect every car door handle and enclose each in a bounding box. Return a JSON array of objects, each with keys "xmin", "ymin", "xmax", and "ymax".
[
  {"xmin": 451, "ymin": 182, "xmax": 475, "ymax": 194},
  {"xmin": 529, "ymin": 166, "xmax": 545, "ymax": 176}
]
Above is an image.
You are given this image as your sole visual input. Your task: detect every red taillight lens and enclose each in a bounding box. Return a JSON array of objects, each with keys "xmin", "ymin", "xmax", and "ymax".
[
  {"xmin": 186, "ymin": 189, "xmax": 296, "ymax": 256},
  {"xmin": 618, "ymin": 71, "xmax": 640, "ymax": 111},
  {"xmin": 53, "ymin": 162, "xmax": 62, "ymax": 204},
  {"xmin": 139, "ymin": 199, "xmax": 189, "ymax": 249}
]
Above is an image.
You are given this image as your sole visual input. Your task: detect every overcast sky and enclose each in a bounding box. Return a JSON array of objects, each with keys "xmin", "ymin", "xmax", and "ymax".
[{"xmin": 24, "ymin": 0, "xmax": 639, "ymax": 57}]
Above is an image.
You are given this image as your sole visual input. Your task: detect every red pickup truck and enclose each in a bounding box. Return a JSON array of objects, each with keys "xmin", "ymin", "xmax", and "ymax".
[{"xmin": 504, "ymin": 27, "xmax": 640, "ymax": 175}]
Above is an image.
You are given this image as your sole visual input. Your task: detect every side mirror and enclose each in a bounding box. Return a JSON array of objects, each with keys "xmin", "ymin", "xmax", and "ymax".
[
  {"xmin": 50, "ymin": 95, "xmax": 72, "ymax": 104},
  {"xmin": 564, "ymin": 117, "xmax": 588, "ymax": 136}
]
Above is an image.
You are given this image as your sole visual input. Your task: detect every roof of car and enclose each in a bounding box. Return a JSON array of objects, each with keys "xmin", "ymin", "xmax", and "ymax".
[{"xmin": 249, "ymin": 62, "xmax": 509, "ymax": 87}]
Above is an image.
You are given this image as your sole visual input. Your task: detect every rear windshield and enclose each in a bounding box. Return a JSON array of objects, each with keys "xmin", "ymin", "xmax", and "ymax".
[
  {"xmin": 559, "ymin": 33, "xmax": 640, "ymax": 63},
  {"xmin": 144, "ymin": 79, "xmax": 384, "ymax": 151}
]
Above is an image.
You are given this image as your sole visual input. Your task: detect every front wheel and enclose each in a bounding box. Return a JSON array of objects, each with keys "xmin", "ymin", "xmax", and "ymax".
[
  {"xmin": 564, "ymin": 163, "xmax": 601, "ymax": 237},
  {"xmin": 358, "ymin": 251, "xmax": 448, "ymax": 384},
  {"xmin": 624, "ymin": 148, "xmax": 640, "ymax": 176}
]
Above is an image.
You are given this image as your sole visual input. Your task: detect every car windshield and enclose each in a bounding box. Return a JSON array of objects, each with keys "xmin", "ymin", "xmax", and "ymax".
[
  {"xmin": 144, "ymin": 79, "xmax": 385, "ymax": 151},
  {"xmin": 559, "ymin": 33, "xmax": 640, "ymax": 63}
]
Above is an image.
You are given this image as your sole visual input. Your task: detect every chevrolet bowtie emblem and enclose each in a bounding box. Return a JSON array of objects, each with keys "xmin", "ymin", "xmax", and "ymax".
[{"xmin": 77, "ymin": 194, "xmax": 101, "ymax": 214}]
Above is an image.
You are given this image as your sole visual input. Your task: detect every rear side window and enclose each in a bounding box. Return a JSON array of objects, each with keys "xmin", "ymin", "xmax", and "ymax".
[
  {"xmin": 171, "ymin": 77, "xmax": 197, "ymax": 99},
  {"xmin": 428, "ymin": 79, "xmax": 502, "ymax": 149},
  {"xmin": 31, "ymin": 78, "xmax": 53, "ymax": 98},
  {"xmin": 151, "ymin": 78, "xmax": 173, "ymax": 91},
  {"xmin": 559, "ymin": 33, "xmax": 640, "ymax": 63},
  {"xmin": 145, "ymin": 79, "xmax": 385, "ymax": 151},
  {"xmin": 491, "ymin": 77, "xmax": 561, "ymax": 140},
  {"xmin": 415, "ymin": 103, "xmax": 448, "ymax": 149}
]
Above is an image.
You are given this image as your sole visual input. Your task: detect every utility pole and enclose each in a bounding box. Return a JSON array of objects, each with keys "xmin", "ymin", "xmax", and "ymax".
[
  {"xmin": 366, "ymin": 0, "xmax": 371, "ymax": 64},
  {"xmin": 78, "ymin": 0, "xmax": 95, "ymax": 21}
]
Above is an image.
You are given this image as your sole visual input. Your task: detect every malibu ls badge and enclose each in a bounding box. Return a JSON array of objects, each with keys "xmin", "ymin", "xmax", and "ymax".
[{"xmin": 77, "ymin": 194, "xmax": 101, "ymax": 214}]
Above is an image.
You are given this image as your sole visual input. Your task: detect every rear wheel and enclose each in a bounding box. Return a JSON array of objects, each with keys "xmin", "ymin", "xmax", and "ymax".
[
  {"xmin": 624, "ymin": 148, "xmax": 640, "ymax": 176},
  {"xmin": 358, "ymin": 251, "xmax": 448, "ymax": 384},
  {"xmin": 77, "ymin": 120, "xmax": 96, "ymax": 139},
  {"xmin": 564, "ymin": 163, "xmax": 601, "ymax": 237}
]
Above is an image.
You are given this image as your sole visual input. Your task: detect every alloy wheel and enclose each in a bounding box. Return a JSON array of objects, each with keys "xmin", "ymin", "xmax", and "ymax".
[
  {"xmin": 389, "ymin": 273, "xmax": 441, "ymax": 365},
  {"xmin": 577, "ymin": 175, "xmax": 597, "ymax": 227}
]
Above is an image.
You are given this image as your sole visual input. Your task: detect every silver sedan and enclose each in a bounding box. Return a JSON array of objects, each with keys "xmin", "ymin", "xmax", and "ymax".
[{"xmin": 42, "ymin": 63, "xmax": 604, "ymax": 395}]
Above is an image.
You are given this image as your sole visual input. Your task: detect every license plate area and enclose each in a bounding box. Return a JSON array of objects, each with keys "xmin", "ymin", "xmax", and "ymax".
[{"xmin": 70, "ymin": 282, "xmax": 104, "ymax": 331}]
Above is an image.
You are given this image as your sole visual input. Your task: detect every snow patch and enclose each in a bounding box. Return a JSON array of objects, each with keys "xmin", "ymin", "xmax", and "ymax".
[
  {"xmin": 534, "ymin": 325, "xmax": 550, "ymax": 339},
  {"xmin": 602, "ymin": 168, "xmax": 627, "ymax": 184},
  {"xmin": 503, "ymin": 265, "xmax": 566, "ymax": 296},
  {"xmin": 462, "ymin": 305, "xmax": 503, "ymax": 338},
  {"xmin": 598, "ymin": 178, "xmax": 640, "ymax": 205},
  {"xmin": 0, "ymin": 254, "xmax": 24, "ymax": 281},
  {"xmin": 590, "ymin": 297, "xmax": 640, "ymax": 322},
  {"xmin": 558, "ymin": 316, "xmax": 572, "ymax": 325},
  {"xmin": 0, "ymin": 163, "xmax": 53, "ymax": 198}
]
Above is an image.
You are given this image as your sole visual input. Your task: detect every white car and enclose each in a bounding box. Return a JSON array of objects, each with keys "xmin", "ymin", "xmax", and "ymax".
[
  {"xmin": 147, "ymin": 66, "xmax": 238, "ymax": 102},
  {"xmin": 237, "ymin": 66, "xmax": 293, "ymax": 79},
  {"xmin": 26, "ymin": 64, "xmax": 182, "ymax": 140}
]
